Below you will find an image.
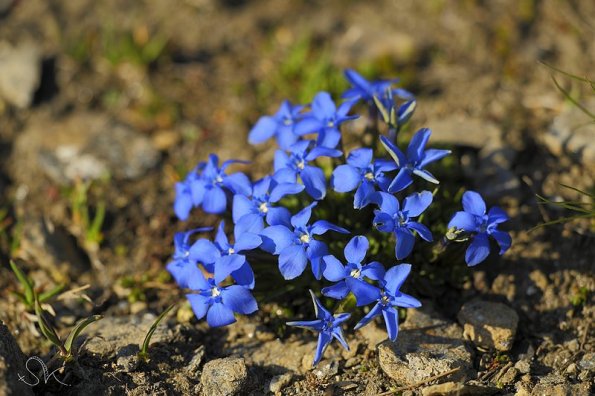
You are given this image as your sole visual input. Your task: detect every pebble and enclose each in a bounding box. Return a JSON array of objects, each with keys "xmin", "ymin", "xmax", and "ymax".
[
  {"xmin": 268, "ymin": 373, "xmax": 293, "ymax": 394},
  {"xmin": 457, "ymin": 300, "xmax": 519, "ymax": 351},
  {"xmin": 514, "ymin": 359, "xmax": 531, "ymax": 374},
  {"xmin": 200, "ymin": 357, "xmax": 249, "ymax": 396},
  {"xmin": 0, "ymin": 41, "xmax": 41, "ymax": 108}
]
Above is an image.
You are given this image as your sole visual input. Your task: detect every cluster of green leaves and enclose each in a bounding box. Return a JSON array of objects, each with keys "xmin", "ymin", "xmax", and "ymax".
[{"xmin": 63, "ymin": 179, "xmax": 107, "ymax": 250}]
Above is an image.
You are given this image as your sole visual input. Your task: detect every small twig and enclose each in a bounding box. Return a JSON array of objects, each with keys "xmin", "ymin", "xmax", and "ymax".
[
  {"xmin": 376, "ymin": 367, "xmax": 461, "ymax": 395},
  {"xmin": 492, "ymin": 361, "xmax": 513, "ymax": 383}
]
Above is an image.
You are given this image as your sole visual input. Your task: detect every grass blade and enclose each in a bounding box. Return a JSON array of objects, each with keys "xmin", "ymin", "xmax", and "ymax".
[
  {"xmin": 63, "ymin": 315, "xmax": 103, "ymax": 354},
  {"xmin": 139, "ymin": 304, "xmax": 175, "ymax": 361},
  {"xmin": 10, "ymin": 260, "xmax": 35, "ymax": 306}
]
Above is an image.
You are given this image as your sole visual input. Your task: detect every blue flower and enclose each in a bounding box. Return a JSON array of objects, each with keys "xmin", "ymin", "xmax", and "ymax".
[
  {"xmin": 274, "ymin": 140, "xmax": 342, "ymax": 200},
  {"xmin": 232, "ymin": 176, "xmax": 304, "ymax": 233},
  {"xmin": 189, "ymin": 221, "xmax": 261, "ymax": 289},
  {"xmin": 448, "ymin": 191, "xmax": 511, "ymax": 266},
  {"xmin": 322, "ymin": 236, "xmax": 385, "ymax": 306},
  {"xmin": 287, "ymin": 290, "xmax": 350, "ymax": 366},
  {"xmin": 372, "ymin": 191, "xmax": 433, "ymax": 260},
  {"xmin": 185, "ymin": 265, "xmax": 258, "ymax": 327},
  {"xmin": 380, "ymin": 128, "xmax": 450, "ymax": 193},
  {"xmin": 248, "ymin": 100, "xmax": 304, "ymax": 150},
  {"xmin": 342, "ymin": 69, "xmax": 397, "ymax": 104},
  {"xmin": 260, "ymin": 202, "xmax": 349, "ymax": 280},
  {"xmin": 354, "ymin": 264, "xmax": 421, "ymax": 341},
  {"xmin": 331, "ymin": 148, "xmax": 396, "ymax": 208},
  {"xmin": 294, "ymin": 92, "xmax": 358, "ymax": 149},
  {"xmin": 166, "ymin": 227, "xmax": 212, "ymax": 288},
  {"xmin": 174, "ymin": 154, "xmax": 252, "ymax": 217}
]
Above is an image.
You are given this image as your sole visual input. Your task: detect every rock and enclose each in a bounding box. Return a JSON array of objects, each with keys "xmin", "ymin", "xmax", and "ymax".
[
  {"xmin": 0, "ymin": 42, "xmax": 41, "ymax": 109},
  {"xmin": 530, "ymin": 373, "xmax": 591, "ymax": 396},
  {"xmin": 268, "ymin": 372, "xmax": 293, "ymax": 394},
  {"xmin": 359, "ymin": 322, "xmax": 387, "ymax": 351},
  {"xmin": 578, "ymin": 352, "xmax": 594, "ymax": 371},
  {"xmin": 497, "ymin": 366, "xmax": 518, "ymax": 386},
  {"xmin": 185, "ymin": 345, "xmax": 206, "ymax": 379},
  {"xmin": 200, "ymin": 357, "xmax": 248, "ymax": 396},
  {"xmin": 240, "ymin": 338, "xmax": 314, "ymax": 374},
  {"xmin": 457, "ymin": 300, "xmax": 519, "ymax": 351},
  {"xmin": 114, "ymin": 344, "xmax": 140, "ymax": 372},
  {"xmin": 429, "ymin": 116, "xmax": 501, "ymax": 149},
  {"xmin": 421, "ymin": 381, "xmax": 498, "ymax": 396},
  {"xmin": 543, "ymin": 99, "xmax": 595, "ymax": 168},
  {"xmin": 11, "ymin": 112, "xmax": 159, "ymax": 186},
  {"xmin": 377, "ymin": 307, "xmax": 475, "ymax": 386},
  {"xmin": 0, "ymin": 320, "xmax": 34, "ymax": 396},
  {"xmin": 514, "ymin": 359, "xmax": 531, "ymax": 374}
]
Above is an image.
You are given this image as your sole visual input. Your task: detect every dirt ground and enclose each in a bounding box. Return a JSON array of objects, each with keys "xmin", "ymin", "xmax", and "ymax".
[{"xmin": 0, "ymin": 0, "xmax": 593, "ymax": 395}]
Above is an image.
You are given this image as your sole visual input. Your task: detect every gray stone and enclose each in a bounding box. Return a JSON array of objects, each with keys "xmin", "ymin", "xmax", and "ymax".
[
  {"xmin": 457, "ymin": 300, "xmax": 519, "ymax": 351},
  {"xmin": 0, "ymin": 320, "xmax": 34, "ymax": 396},
  {"xmin": 200, "ymin": 357, "xmax": 248, "ymax": 396},
  {"xmin": 544, "ymin": 99, "xmax": 595, "ymax": 168},
  {"xmin": 268, "ymin": 372, "xmax": 293, "ymax": 394},
  {"xmin": 114, "ymin": 344, "xmax": 140, "ymax": 372},
  {"xmin": 514, "ymin": 359, "xmax": 531, "ymax": 374},
  {"xmin": 185, "ymin": 345, "xmax": 206, "ymax": 379},
  {"xmin": 377, "ymin": 307, "xmax": 475, "ymax": 386},
  {"xmin": 0, "ymin": 42, "xmax": 41, "ymax": 109},
  {"xmin": 421, "ymin": 381, "xmax": 498, "ymax": 396},
  {"xmin": 11, "ymin": 112, "xmax": 159, "ymax": 186},
  {"xmin": 530, "ymin": 372, "xmax": 591, "ymax": 396}
]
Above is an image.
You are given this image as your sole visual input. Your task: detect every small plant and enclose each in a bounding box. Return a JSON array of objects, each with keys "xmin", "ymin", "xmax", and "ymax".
[
  {"xmin": 532, "ymin": 184, "xmax": 594, "ymax": 232},
  {"xmin": 66, "ymin": 179, "xmax": 106, "ymax": 252},
  {"xmin": 167, "ymin": 69, "xmax": 512, "ymax": 365},
  {"xmin": 10, "ymin": 260, "xmax": 64, "ymax": 311},
  {"xmin": 138, "ymin": 304, "xmax": 175, "ymax": 362}
]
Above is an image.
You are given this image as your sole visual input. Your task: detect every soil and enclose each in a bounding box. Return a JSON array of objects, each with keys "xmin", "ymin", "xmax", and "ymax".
[{"xmin": 0, "ymin": 0, "xmax": 593, "ymax": 395}]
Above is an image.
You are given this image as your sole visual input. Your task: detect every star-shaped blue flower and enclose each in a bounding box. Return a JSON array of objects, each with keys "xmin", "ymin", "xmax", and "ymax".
[
  {"xmin": 232, "ymin": 176, "xmax": 304, "ymax": 234},
  {"xmin": 273, "ymin": 140, "xmax": 342, "ymax": 200},
  {"xmin": 185, "ymin": 265, "xmax": 258, "ymax": 327},
  {"xmin": 380, "ymin": 128, "xmax": 450, "ymax": 193},
  {"xmin": 354, "ymin": 264, "xmax": 421, "ymax": 341},
  {"xmin": 322, "ymin": 236, "xmax": 385, "ymax": 306},
  {"xmin": 260, "ymin": 202, "xmax": 349, "ymax": 280},
  {"xmin": 166, "ymin": 227, "xmax": 212, "ymax": 288},
  {"xmin": 372, "ymin": 191, "xmax": 433, "ymax": 260},
  {"xmin": 189, "ymin": 221, "xmax": 261, "ymax": 289},
  {"xmin": 248, "ymin": 100, "xmax": 304, "ymax": 150},
  {"xmin": 294, "ymin": 92, "xmax": 358, "ymax": 149},
  {"xmin": 448, "ymin": 191, "xmax": 511, "ymax": 266},
  {"xmin": 287, "ymin": 290, "xmax": 351, "ymax": 366},
  {"xmin": 331, "ymin": 148, "xmax": 396, "ymax": 208}
]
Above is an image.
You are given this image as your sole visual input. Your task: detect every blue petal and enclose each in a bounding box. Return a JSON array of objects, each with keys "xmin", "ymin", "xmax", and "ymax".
[
  {"xmin": 397, "ymin": 100, "xmax": 416, "ymax": 124},
  {"xmin": 317, "ymin": 128, "xmax": 342, "ymax": 149},
  {"xmin": 186, "ymin": 294, "xmax": 210, "ymax": 320},
  {"xmin": 347, "ymin": 148, "xmax": 373, "ymax": 169},
  {"xmin": 274, "ymin": 150, "xmax": 291, "ymax": 172},
  {"xmin": 344, "ymin": 235, "xmax": 368, "ymax": 264},
  {"xmin": 293, "ymin": 117, "xmax": 323, "ymax": 136},
  {"xmin": 174, "ymin": 187, "xmax": 193, "ymax": 221},
  {"xmin": 223, "ymin": 172, "xmax": 252, "ymax": 196},
  {"xmin": 273, "ymin": 168, "xmax": 298, "ymax": 184},
  {"xmin": 233, "ymin": 232, "xmax": 262, "ymax": 252},
  {"xmin": 487, "ymin": 206, "xmax": 509, "ymax": 225},
  {"xmin": 403, "ymin": 191, "xmax": 433, "ymax": 217},
  {"xmin": 190, "ymin": 179, "xmax": 206, "ymax": 206},
  {"xmin": 395, "ymin": 228, "xmax": 416, "ymax": 260},
  {"xmin": 420, "ymin": 149, "xmax": 451, "ymax": 168},
  {"xmin": 407, "ymin": 128, "xmax": 431, "ymax": 162},
  {"xmin": 265, "ymin": 206, "xmax": 292, "ymax": 227},
  {"xmin": 465, "ymin": 232, "xmax": 491, "ymax": 266},
  {"xmin": 361, "ymin": 261, "xmax": 385, "ymax": 281},
  {"xmin": 312, "ymin": 91, "xmax": 336, "ymax": 118},
  {"xmin": 252, "ymin": 176, "xmax": 271, "ymax": 199},
  {"xmin": 307, "ymin": 240, "xmax": 329, "ymax": 280},
  {"xmin": 345, "ymin": 277, "xmax": 381, "ymax": 306},
  {"xmin": 206, "ymin": 302, "xmax": 236, "ymax": 327},
  {"xmin": 221, "ymin": 285, "xmax": 258, "ymax": 314},
  {"xmin": 490, "ymin": 229, "xmax": 511, "ymax": 255},
  {"xmin": 407, "ymin": 221, "xmax": 433, "ymax": 242},
  {"xmin": 380, "ymin": 135, "xmax": 406, "ymax": 167},
  {"xmin": 291, "ymin": 201, "xmax": 317, "ymax": 228},
  {"xmin": 214, "ymin": 254, "xmax": 246, "ymax": 284},
  {"xmin": 276, "ymin": 127, "xmax": 300, "ymax": 150},
  {"xmin": 301, "ymin": 165, "xmax": 327, "ymax": 200},
  {"xmin": 248, "ymin": 116, "xmax": 277, "ymax": 144},
  {"xmin": 447, "ymin": 211, "xmax": 479, "ymax": 232},
  {"xmin": 322, "ymin": 255, "xmax": 347, "ymax": 282},
  {"xmin": 382, "ymin": 307, "xmax": 399, "ymax": 341},
  {"xmin": 372, "ymin": 192, "xmax": 400, "ymax": 215},
  {"xmin": 353, "ymin": 181, "xmax": 376, "ymax": 209},
  {"xmin": 278, "ymin": 244, "xmax": 308, "ymax": 280},
  {"xmin": 186, "ymin": 265, "xmax": 211, "ymax": 291},
  {"xmin": 392, "ymin": 292, "xmax": 422, "ymax": 308},
  {"xmin": 388, "ymin": 168, "xmax": 413, "ymax": 193},
  {"xmin": 462, "ymin": 191, "xmax": 486, "ymax": 216},
  {"xmin": 412, "ymin": 168, "xmax": 439, "ymax": 184},
  {"xmin": 260, "ymin": 225, "xmax": 295, "ymax": 254},
  {"xmin": 232, "ymin": 194, "xmax": 256, "ymax": 223},
  {"xmin": 331, "ymin": 164, "xmax": 361, "ymax": 193},
  {"xmin": 286, "ymin": 319, "xmax": 324, "ymax": 331},
  {"xmin": 269, "ymin": 182, "xmax": 304, "ymax": 202},
  {"xmin": 235, "ymin": 213, "xmax": 264, "ymax": 234},
  {"xmin": 214, "ymin": 221, "xmax": 229, "ymax": 248},
  {"xmin": 331, "ymin": 327, "xmax": 350, "ymax": 351},
  {"xmin": 354, "ymin": 302, "xmax": 383, "ymax": 331},
  {"xmin": 231, "ymin": 261, "xmax": 255, "ymax": 289},
  {"xmin": 202, "ymin": 186, "xmax": 227, "ymax": 214},
  {"xmin": 167, "ymin": 260, "xmax": 193, "ymax": 288},
  {"xmin": 313, "ymin": 332, "xmax": 332, "ymax": 366},
  {"xmin": 189, "ymin": 239, "xmax": 220, "ymax": 265},
  {"xmin": 310, "ymin": 220, "xmax": 350, "ymax": 235},
  {"xmin": 322, "ymin": 281, "xmax": 350, "ymax": 300},
  {"xmin": 383, "ymin": 263, "xmax": 412, "ymax": 295},
  {"xmin": 306, "ymin": 146, "xmax": 342, "ymax": 161},
  {"xmin": 373, "ymin": 211, "xmax": 395, "ymax": 233}
]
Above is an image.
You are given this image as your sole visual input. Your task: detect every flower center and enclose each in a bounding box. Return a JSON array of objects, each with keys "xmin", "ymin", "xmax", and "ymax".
[
  {"xmin": 350, "ymin": 268, "xmax": 361, "ymax": 278},
  {"xmin": 364, "ymin": 171, "xmax": 375, "ymax": 181},
  {"xmin": 397, "ymin": 212, "xmax": 408, "ymax": 226},
  {"xmin": 259, "ymin": 202, "xmax": 269, "ymax": 213},
  {"xmin": 327, "ymin": 120, "xmax": 335, "ymax": 128},
  {"xmin": 211, "ymin": 287, "xmax": 221, "ymax": 297},
  {"xmin": 215, "ymin": 175, "xmax": 223, "ymax": 184},
  {"xmin": 283, "ymin": 118, "xmax": 292, "ymax": 126},
  {"xmin": 227, "ymin": 247, "xmax": 235, "ymax": 255},
  {"xmin": 381, "ymin": 295, "xmax": 390, "ymax": 305},
  {"xmin": 296, "ymin": 160, "xmax": 305, "ymax": 170},
  {"xmin": 299, "ymin": 233, "xmax": 310, "ymax": 244}
]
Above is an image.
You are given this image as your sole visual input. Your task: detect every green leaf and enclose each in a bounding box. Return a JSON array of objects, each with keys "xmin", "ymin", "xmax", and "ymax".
[
  {"xmin": 10, "ymin": 260, "xmax": 35, "ymax": 306},
  {"xmin": 139, "ymin": 304, "xmax": 175, "ymax": 361},
  {"xmin": 63, "ymin": 315, "xmax": 103, "ymax": 353},
  {"xmin": 38, "ymin": 284, "xmax": 66, "ymax": 304},
  {"xmin": 34, "ymin": 297, "xmax": 63, "ymax": 351}
]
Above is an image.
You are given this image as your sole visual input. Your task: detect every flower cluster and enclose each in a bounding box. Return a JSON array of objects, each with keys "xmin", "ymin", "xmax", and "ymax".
[{"xmin": 168, "ymin": 69, "xmax": 512, "ymax": 365}]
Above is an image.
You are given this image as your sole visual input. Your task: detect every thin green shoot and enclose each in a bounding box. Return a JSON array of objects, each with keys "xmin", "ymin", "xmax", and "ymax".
[{"xmin": 138, "ymin": 304, "xmax": 175, "ymax": 362}]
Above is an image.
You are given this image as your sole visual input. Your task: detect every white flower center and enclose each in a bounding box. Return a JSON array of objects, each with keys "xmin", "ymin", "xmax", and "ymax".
[
  {"xmin": 364, "ymin": 172, "xmax": 374, "ymax": 181},
  {"xmin": 259, "ymin": 202, "xmax": 269, "ymax": 213},
  {"xmin": 227, "ymin": 247, "xmax": 235, "ymax": 255},
  {"xmin": 327, "ymin": 120, "xmax": 335, "ymax": 128},
  {"xmin": 215, "ymin": 175, "xmax": 223, "ymax": 184},
  {"xmin": 350, "ymin": 268, "xmax": 361, "ymax": 278},
  {"xmin": 300, "ymin": 233, "xmax": 310, "ymax": 244},
  {"xmin": 211, "ymin": 287, "xmax": 221, "ymax": 297},
  {"xmin": 297, "ymin": 160, "xmax": 305, "ymax": 170}
]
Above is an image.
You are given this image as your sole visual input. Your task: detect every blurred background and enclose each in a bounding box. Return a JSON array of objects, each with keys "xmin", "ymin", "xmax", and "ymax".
[{"xmin": 0, "ymin": 0, "xmax": 593, "ymax": 393}]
